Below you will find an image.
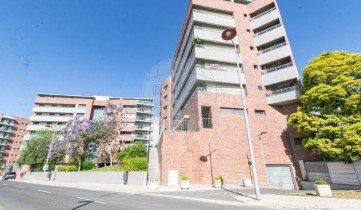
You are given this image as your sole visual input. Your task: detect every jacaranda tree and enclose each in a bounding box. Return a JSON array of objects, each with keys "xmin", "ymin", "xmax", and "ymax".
[{"xmin": 289, "ymin": 51, "xmax": 361, "ymax": 162}]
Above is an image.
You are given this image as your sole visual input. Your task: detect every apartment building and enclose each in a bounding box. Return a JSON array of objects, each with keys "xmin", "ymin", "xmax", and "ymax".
[
  {"xmin": 0, "ymin": 114, "xmax": 29, "ymax": 169},
  {"xmin": 26, "ymin": 94, "xmax": 154, "ymax": 146},
  {"xmin": 158, "ymin": 0, "xmax": 320, "ymax": 189}
]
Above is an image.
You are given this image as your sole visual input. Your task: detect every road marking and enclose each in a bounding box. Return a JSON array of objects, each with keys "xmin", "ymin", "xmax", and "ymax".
[
  {"xmin": 75, "ymin": 197, "xmax": 106, "ymax": 205},
  {"xmin": 37, "ymin": 190, "xmax": 51, "ymax": 194},
  {"xmin": 15, "ymin": 186, "xmax": 24, "ymax": 189},
  {"xmin": 2, "ymin": 184, "xmax": 8, "ymax": 186},
  {"xmin": 76, "ymin": 197, "xmax": 91, "ymax": 201}
]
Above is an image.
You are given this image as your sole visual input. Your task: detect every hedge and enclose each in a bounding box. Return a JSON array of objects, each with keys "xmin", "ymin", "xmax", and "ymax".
[{"xmin": 57, "ymin": 165, "xmax": 78, "ymax": 172}]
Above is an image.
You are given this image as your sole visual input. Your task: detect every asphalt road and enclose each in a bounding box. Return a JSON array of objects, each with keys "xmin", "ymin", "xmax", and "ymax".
[{"xmin": 0, "ymin": 181, "xmax": 276, "ymax": 210}]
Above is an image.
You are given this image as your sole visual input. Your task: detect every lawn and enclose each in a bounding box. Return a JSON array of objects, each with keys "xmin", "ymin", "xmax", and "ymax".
[{"xmin": 84, "ymin": 165, "xmax": 122, "ymax": 172}]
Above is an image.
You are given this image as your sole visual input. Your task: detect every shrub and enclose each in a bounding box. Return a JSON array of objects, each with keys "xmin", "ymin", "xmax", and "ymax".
[
  {"xmin": 81, "ymin": 161, "xmax": 95, "ymax": 171},
  {"xmin": 117, "ymin": 142, "xmax": 147, "ymax": 162},
  {"xmin": 121, "ymin": 157, "xmax": 147, "ymax": 171},
  {"xmin": 214, "ymin": 176, "xmax": 224, "ymax": 185},
  {"xmin": 315, "ymin": 178, "xmax": 328, "ymax": 185},
  {"xmin": 57, "ymin": 165, "xmax": 78, "ymax": 172},
  {"xmin": 181, "ymin": 175, "xmax": 189, "ymax": 180}
]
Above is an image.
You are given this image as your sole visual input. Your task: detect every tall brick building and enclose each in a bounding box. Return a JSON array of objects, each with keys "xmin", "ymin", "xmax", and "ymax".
[
  {"xmin": 158, "ymin": 0, "xmax": 320, "ymax": 189},
  {"xmin": 0, "ymin": 114, "xmax": 29, "ymax": 170}
]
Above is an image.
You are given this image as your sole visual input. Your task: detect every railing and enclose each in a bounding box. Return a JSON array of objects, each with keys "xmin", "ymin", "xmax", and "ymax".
[
  {"xmin": 194, "ymin": 25, "xmax": 224, "ymax": 33},
  {"xmin": 0, "ymin": 141, "xmax": 7, "ymax": 146},
  {"xmin": 202, "ymin": 118, "xmax": 213, "ymax": 129},
  {"xmin": 0, "ymin": 128, "xmax": 12, "ymax": 132},
  {"xmin": 137, "ymin": 100, "xmax": 153, "ymax": 106},
  {"xmin": 193, "ymin": 9, "xmax": 234, "ymax": 19},
  {"xmin": 254, "ymin": 23, "xmax": 281, "ymax": 37},
  {"xmin": 262, "ymin": 62, "xmax": 293, "ymax": 75},
  {"xmin": 251, "ymin": 7, "xmax": 276, "ymax": 21},
  {"xmin": 258, "ymin": 42, "xmax": 287, "ymax": 55},
  {"xmin": 267, "ymin": 85, "xmax": 300, "ymax": 97},
  {"xmin": 197, "ymin": 45, "xmax": 236, "ymax": 53},
  {"xmin": 195, "ymin": 64, "xmax": 243, "ymax": 73},
  {"xmin": 137, "ymin": 109, "xmax": 153, "ymax": 114},
  {"xmin": 0, "ymin": 148, "xmax": 5, "ymax": 153}
]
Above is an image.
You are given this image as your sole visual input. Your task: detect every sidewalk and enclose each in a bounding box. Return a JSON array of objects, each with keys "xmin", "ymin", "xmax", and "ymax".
[{"xmin": 11, "ymin": 179, "xmax": 361, "ymax": 210}]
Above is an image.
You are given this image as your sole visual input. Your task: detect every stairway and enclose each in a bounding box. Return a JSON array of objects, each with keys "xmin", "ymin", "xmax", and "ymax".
[{"xmin": 147, "ymin": 147, "xmax": 160, "ymax": 184}]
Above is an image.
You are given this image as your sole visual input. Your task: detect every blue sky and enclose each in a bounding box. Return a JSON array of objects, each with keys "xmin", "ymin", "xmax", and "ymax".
[{"xmin": 0, "ymin": 0, "xmax": 360, "ymax": 118}]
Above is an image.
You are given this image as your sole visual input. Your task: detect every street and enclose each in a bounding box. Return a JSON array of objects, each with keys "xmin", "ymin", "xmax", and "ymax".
[{"xmin": 0, "ymin": 181, "xmax": 275, "ymax": 210}]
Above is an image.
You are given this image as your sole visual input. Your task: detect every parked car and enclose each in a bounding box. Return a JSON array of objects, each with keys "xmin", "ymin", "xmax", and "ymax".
[{"xmin": 2, "ymin": 172, "xmax": 16, "ymax": 180}]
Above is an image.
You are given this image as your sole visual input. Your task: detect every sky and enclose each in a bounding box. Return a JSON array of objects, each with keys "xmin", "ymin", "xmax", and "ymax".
[{"xmin": 0, "ymin": 0, "xmax": 360, "ymax": 118}]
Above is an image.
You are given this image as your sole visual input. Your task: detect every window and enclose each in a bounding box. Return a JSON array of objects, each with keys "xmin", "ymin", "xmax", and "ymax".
[
  {"xmin": 243, "ymin": 14, "xmax": 248, "ymax": 17},
  {"xmin": 294, "ymin": 137, "xmax": 304, "ymax": 145},
  {"xmin": 246, "ymin": 29, "xmax": 251, "ymax": 33},
  {"xmin": 36, "ymin": 113, "xmax": 42, "ymax": 116},
  {"xmin": 52, "ymin": 105, "xmax": 57, "ymax": 107},
  {"xmin": 258, "ymin": 86, "xmax": 263, "ymax": 90},
  {"xmin": 220, "ymin": 107, "xmax": 246, "ymax": 114},
  {"xmin": 163, "ymin": 105, "xmax": 168, "ymax": 111},
  {"xmin": 163, "ymin": 95, "xmax": 168, "ymax": 100},
  {"xmin": 164, "ymin": 85, "xmax": 168, "ymax": 92},
  {"xmin": 78, "ymin": 104, "xmax": 86, "ymax": 109},
  {"xmin": 33, "ymin": 122, "xmax": 39, "ymax": 125},
  {"xmin": 255, "ymin": 110, "xmax": 266, "ymax": 116},
  {"xmin": 253, "ymin": 65, "xmax": 258, "ymax": 69},
  {"xmin": 49, "ymin": 113, "xmax": 55, "ymax": 116},
  {"xmin": 250, "ymin": 46, "xmax": 254, "ymax": 50},
  {"xmin": 201, "ymin": 107, "xmax": 213, "ymax": 128}
]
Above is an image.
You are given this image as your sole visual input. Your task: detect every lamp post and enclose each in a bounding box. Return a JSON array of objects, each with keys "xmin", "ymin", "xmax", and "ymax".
[
  {"xmin": 258, "ymin": 130, "xmax": 269, "ymax": 186},
  {"xmin": 42, "ymin": 123, "xmax": 58, "ymax": 181},
  {"xmin": 221, "ymin": 28, "xmax": 261, "ymax": 200}
]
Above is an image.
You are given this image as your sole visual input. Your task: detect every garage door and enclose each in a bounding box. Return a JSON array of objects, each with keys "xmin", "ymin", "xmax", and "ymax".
[{"xmin": 266, "ymin": 165, "xmax": 295, "ymax": 190}]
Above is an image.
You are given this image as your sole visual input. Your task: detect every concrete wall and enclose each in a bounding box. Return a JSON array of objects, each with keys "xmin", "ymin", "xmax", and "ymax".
[{"xmin": 21, "ymin": 171, "xmax": 147, "ymax": 185}]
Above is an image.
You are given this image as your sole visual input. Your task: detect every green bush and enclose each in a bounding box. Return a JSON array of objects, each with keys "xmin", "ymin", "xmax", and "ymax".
[
  {"xmin": 57, "ymin": 165, "xmax": 78, "ymax": 172},
  {"xmin": 181, "ymin": 175, "xmax": 189, "ymax": 180},
  {"xmin": 315, "ymin": 178, "xmax": 328, "ymax": 185},
  {"xmin": 81, "ymin": 161, "xmax": 95, "ymax": 171},
  {"xmin": 118, "ymin": 142, "xmax": 147, "ymax": 162},
  {"xmin": 121, "ymin": 157, "xmax": 147, "ymax": 171}
]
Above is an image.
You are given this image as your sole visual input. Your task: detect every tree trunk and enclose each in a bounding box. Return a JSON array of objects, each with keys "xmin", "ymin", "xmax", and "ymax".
[
  {"xmin": 110, "ymin": 152, "xmax": 113, "ymax": 167},
  {"xmin": 78, "ymin": 159, "xmax": 81, "ymax": 171}
]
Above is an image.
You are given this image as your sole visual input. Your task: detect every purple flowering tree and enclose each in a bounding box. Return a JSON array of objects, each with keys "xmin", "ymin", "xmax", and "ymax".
[
  {"xmin": 97, "ymin": 101, "xmax": 125, "ymax": 166},
  {"xmin": 53, "ymin": 117, "xmax": 100, "ymax": 171}
]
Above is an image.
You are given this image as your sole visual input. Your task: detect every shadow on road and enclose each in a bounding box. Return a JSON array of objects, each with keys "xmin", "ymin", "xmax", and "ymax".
[
  {"xmin": 71, "ymin": 201, "xmax": 94, "ymax": 210},
  {"xmin": 222, "ymin": 188, "xmax": 255, "ymax": 200}
]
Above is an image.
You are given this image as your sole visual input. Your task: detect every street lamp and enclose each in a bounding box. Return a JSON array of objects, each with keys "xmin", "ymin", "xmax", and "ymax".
[
  {"xmin": 221, "ymin": 28, "xmax": 261, "ymax": 200},
  {"xmin": 257, "ymin": 130, "xmax": 269, "ymax": 186},
  {"xmin": 42, "ymin": 123, "xmax": 58, "ymax": 181}
]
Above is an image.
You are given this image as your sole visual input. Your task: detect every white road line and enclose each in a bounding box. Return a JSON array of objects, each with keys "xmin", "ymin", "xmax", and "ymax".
[
  {"xmin": 2, "ymin": 184, "xmax": 8, "ymax": 186},
  {"xmin": 76, "ymin": 197, "xmax": 91, "ymax": 201},
  {"xmin": 37, "ymin": 190, "xmax": 51, "ymax": 194},
  {"xmin": 75, "ymin": 197, "xmax": 106, "ymax": 205},
  {"xmin": 94, "ymin": 201, "xmax": 106, "ymax": 205},
  {"xmin": 15, "ymin": 186, "xmax": 24, "ymax": 189}
]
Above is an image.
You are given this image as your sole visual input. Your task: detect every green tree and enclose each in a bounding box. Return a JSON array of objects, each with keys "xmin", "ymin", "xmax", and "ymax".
[
  {"xmin": 289, "ymin": 51, "xmax": 361, "ymax": 162},
  {"xmin": 17, "ymin": 130, "xmax": 59, "ymax": 167},
  {"xmin": 117, "ymin": 142, "xmax": 147, "ymax": 162}
]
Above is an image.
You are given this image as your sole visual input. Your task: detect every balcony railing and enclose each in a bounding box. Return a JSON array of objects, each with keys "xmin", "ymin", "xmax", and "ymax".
[
  {"xmin": 254, "ymin": 24, "xmax": 281, "ymax": 37},
  {"xmin": 162, "ymin": 119, "xmax": 199, "ymax": 132},
  {"xmin": 137, "ymin": 109, "xmax": 153, "ymax": 114},
  {"xmin": 262, "ymin": 62, "xmax": 294, "ymax": 75},
  {"xmin": 267, "ymin": 85, "xmax": 300, "ymax": 97},
  {"xmin": 251, "ymin": 7, "xmax": 277, "ymax": 21},
  {"xmin": 137, "ymin": 100, "xmax": 153, "ymax": 106},
  {"xmin": 258, "ymin": 42, "xmax": 287, "ymax": 55},
  {"xmin": 195, "ymin": 64, "xmax": 243, "ymax": 73}
]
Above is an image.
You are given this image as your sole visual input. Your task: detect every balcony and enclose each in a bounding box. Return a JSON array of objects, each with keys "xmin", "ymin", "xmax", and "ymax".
[
  {"xmin": 136, "ymin": 108, "xmax": 153, "ymax": 114},
  {"xmin": 257, "ymin": 43, "xmax": 292, "ymax": 65},
  {"xmin": 266, "ymin": 86, "xmax": 301, "ymax": 105},
  {"xmin": 23, "ymin": 134, "xmax": 31, "ymax": 141},
  {"xmin": 26, "ymin": 124, "xmax": 64, "ymax": 132},
  {"xmin": 120, "ymin": 135, "xmax": 134, "ymax": 142},
  {"xmin": 262, "ymin": 63, "xmax": 299, "ymax": 86},
  {"xmin": 0, "ymin": 141, "xmax": 7, "ymax": 146},
  {"xmin": 0, "ymin": 128, "xmax": 12, "ymax": 133},
  {"xmin": 193, "ymin": 26, "xmax": 238, "ymax": 45},
  {"xmin": 254, "ymin": 25, "xmax": 286, "ymax": 47},
  {"xmin": 29, "ymin": 116, "xmax": 72, "ymax": 122},
  {"xmin": 137, "ymin": 100, "xmax": 154, "ymax": 107},
  {"xmin": 134, "ymin": 136, "xmax": 153, "ymax": 141},
  {"xmin": 135, "ymin": 117, "xmax": 152, "ymax": 123},
  {"xmin": 192, "ymin": 9, "xmax": 236, "ymax": 28},
  {"xmin": 195, "ymin": 46, "xmax": 241, "ymax": 64},
  {"xmin": 0, "ymin": 121, "xmax": 15, "ymax": 126},
  {"xmin": 135, "ymin": 127, "xmax": 153, "ymax": 132},
  {"xmin": 33, "ymin": 106, "xmax": 85, "ymax": 114},
  {"xmin": 0, "ymin": 148, "xmax": 5, "ymax": 153},
  {"xmin": 250, "ymin": 8, "xmax": 280, "ymax": 30}
]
